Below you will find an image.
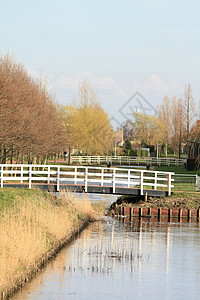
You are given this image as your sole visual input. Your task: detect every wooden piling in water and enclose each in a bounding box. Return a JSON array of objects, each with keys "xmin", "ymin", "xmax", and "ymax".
[
  {"xmin": 178, "ymin": 209, "xmax": 182, "ymax": 222},
  {"xmin": 117, "ymin": 206, "xmax": 200, "ymax": 222},
  {"xmin": 158, "ymin": 208, "xmax": 161, "ymax": 221}
]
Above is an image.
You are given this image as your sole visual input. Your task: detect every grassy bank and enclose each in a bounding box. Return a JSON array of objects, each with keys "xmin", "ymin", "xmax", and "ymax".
[{"xmin": 0, "ymin": 188, "xmax": 98, "ymax": 299}]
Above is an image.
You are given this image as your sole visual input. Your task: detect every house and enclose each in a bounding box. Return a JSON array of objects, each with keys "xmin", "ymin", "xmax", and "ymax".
[{"xmin": 112, "ymin": 129, "xmax": 123, "ymax": 147}]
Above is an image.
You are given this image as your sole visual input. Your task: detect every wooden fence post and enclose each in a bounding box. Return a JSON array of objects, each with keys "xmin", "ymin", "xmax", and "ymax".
[
  {"xmin": 74, "ymin": 166, "xmax": 77, "ymax": 185},
  {"xmin": 1, "ymin": 165, "xmax": 3, "ymax": 188},
  {"xmin": 21, "ymin": 165, "xmax": 23, "ymax": 183},
  {"xmin": 140, "ymin": 171, "xmax": 144, "ymax": 195},
  {"xmin": 85, "ymin": 167, "xmax": 88, "ymax": 192},
  {"xmin": 154, "ymin": 172, "xmax": 157, "ymax": 190},
  {"xmin": 48, "ymin": 166, "xmax": 50, "ymax": 184},
  {"xmin": 113, "ymin": 169, "xmax": 116, "ymax": 193},
  {"xmin": 128, "ymin": 170, "xmax": 131, "ymax": 188},
  {"xmin": 168, "ymin": 173, "xmax": 172, "ymax": 196},
  {"xmin": 29, "ymin": 165, "xmax": 32, "ymax": 189},
  {"xmin": 101, "ymin": 168, "xmax": 104, "ymax": 186},
  {"xmin": 57, "ymin": 166, "xmax": 60, "ymax": 192}
]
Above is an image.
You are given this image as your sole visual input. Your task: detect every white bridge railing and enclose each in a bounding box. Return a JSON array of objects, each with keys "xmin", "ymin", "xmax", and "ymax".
[
  {"xmin": 71, "ymin": 156, "xmax": 186, "ymax": 166},
  {"xmin": 0, "ymin": 164, "xmax": 174, "ymax": 195}
]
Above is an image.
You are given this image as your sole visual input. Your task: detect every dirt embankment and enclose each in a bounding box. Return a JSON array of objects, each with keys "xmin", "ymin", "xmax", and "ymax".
[{"xmin": 108, "ymin": 192, "xmax": 200, "ymax": 213}]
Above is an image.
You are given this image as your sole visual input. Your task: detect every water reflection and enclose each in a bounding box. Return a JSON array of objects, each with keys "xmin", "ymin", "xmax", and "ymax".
[{"xmin": 12, "ymin": 198, "xmax": 200, "ymax": 300}]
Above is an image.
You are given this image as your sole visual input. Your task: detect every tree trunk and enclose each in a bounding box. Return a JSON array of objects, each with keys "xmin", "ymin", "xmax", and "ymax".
[
  {"xmin": 165, "ymin": 144, "xmax": 168, "ymax": 157},
  {"xmin": 68, "ymin": 146, "xmax": 71, "ymax": 165}
]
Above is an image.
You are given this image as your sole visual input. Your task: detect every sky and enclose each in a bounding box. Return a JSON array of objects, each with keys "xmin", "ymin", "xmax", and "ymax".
[{"xmin": 1, "ymin": 0, "xmax": 200, "ymax": 127}]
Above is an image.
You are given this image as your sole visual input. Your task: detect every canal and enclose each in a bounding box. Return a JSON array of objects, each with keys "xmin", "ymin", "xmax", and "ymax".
[{"xmin": 12, "ymin": 194, "xmax": 200, "ymax": 300}]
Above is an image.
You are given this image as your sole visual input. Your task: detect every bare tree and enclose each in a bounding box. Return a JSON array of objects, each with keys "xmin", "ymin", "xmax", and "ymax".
[
  {"xmin": 171, "ymin": 97, "xmax": 185, "ymax": 159},
  {"xmin": 158, "ymin": 96, "xmax": 172, "ymax": 157},
  {"xmin": 0, "ymin": 54, "xmax": 66, "ymax": 164},
  {"xmin": 183, "ymin": 83, "xmax": 196, "ymax": 141}
]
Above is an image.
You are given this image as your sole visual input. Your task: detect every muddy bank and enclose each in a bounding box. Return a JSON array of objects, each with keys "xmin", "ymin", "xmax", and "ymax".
[
  {"xmin": 108, "ymin": 192, "xmax": 200, "ymax": 214},
  {"xmin": 107, "ymin": 193, "xmax": 200, "ymax": 222}
]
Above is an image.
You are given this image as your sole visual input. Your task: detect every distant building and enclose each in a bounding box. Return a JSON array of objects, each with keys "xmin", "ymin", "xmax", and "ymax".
[
  {"xmin": 131, "ymin": 140, "xmax": 140, "ymax": 149},
  {"xmin": 131, "ymin": 140, "xmax": 150, "ymax": 157},
  {"xmin": 112, "ymin": 129, "xmax": 123, "ymax": 146}
]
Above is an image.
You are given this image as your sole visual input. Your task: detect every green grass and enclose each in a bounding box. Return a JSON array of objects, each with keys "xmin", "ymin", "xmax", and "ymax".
[
  {"xmin": 155, "ymin": 165, "xmax": 200, "ymax": 175},
  {"xmin": 0, "ymin": 188, "xmax": 55, "ymax": 213},
  {"xmin": 173, "ymin": 182, "xmax": 196, "ymax": 192},
  {"xmin": 170, "ymin": 191, "xmax": 200, "ymax": 198}
]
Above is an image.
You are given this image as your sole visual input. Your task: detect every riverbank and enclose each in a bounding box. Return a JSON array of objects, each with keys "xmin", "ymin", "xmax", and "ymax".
[
  {"xmin": 109, "ymin": 192, "xmax": 200, "ymax": 212},
  {"xmin": 0, "ymin": 188, "xmax": 98, "ymax": 299},
  {"xmin": 108, "ymin": 192, "xmax": 200, "ymax": 222}
]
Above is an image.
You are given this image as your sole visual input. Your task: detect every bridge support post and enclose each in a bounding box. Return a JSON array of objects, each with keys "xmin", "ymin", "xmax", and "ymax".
[{"xmin": 145, "ymin": 192, "xmax": 147, "ymax": 202}]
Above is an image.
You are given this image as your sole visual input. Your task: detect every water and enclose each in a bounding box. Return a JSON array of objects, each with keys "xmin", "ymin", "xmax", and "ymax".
[{"xmin": 12, "ymin": 194, "xmax": 200, "ymax": 300}]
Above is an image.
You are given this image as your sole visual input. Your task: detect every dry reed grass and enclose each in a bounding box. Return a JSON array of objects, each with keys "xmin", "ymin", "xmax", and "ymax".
[{"xmin": 0, "ymin": 189, "xmax": 97, "ymax": 296}]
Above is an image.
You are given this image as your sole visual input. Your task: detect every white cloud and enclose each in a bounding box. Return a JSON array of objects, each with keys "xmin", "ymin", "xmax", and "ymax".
[
  {"xmin": 56, "ymin": 71, "xmax": 123, "ymax": 93},
  {"xmin": 26, "ymin": 69, "xmax": 182, "ymax": 122},
  {"xmin": 129, "ymin": 74, "xmax": 181, "ymax": 99},
  {"xmin": 55, "ymin": 71, "xmax": 128, "ymax": 111}
]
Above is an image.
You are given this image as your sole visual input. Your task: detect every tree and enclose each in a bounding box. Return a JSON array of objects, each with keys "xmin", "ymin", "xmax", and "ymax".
[
  {"xmin": 122, "ymin": 119, "xmax": 134, "ymax": 140},
  {"xmin": 158, "ymin": 96, "xmax": 172, "ymax": 157},
  {"xmin": 59, "ymin": 82, "xmax": 113, "ymax": 157},
  {"xmin": 183, "ymin": 83, "xmax": 196, "ymax": 141},
  {"xmin": 170, "ymin": 97, "xmax": 185, "ymax": 159},
  {"xmin": 132, "ymin": 112, "xmax": 164, "ymax": 147},
  {"xmin": 0, "ymin": 54, "xmax": 66, "ymax": 163}
]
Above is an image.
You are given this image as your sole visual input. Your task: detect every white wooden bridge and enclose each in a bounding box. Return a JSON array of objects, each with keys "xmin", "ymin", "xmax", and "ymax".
[
  {"xmin": 71, "ymin": 156, "xmax": 185, "ymax": 166},
  {"xmin": 0, "ymin": 164, "xmax": 174, "ymax": 196}
]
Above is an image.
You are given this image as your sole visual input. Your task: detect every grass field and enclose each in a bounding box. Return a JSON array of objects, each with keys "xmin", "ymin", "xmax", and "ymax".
[
  {"xmin": 155, "ymin": 165, "xmax": 199, "ymax": 192},
  {"xmin": 155, "ymin": 165, "xmax": 200, "ymax": 175}
]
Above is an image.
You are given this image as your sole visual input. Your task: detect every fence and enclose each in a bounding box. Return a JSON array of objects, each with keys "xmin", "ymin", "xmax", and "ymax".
[
  {"xmin": 0, "ymin": 164, "xmax": 174, "ymax": 195},
  {"xmin": 173, "ymin": 174, "xmax": 199, "ymax": 192},
  {"xmin": 71, "ymin": 156, "xmax": 186, "ymax": 166}
]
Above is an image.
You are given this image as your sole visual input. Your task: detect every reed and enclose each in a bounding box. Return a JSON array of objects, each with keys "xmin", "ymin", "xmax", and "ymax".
[{"xmin": 0, "ymin": 188, "xmax": 97, "ymax": 296}]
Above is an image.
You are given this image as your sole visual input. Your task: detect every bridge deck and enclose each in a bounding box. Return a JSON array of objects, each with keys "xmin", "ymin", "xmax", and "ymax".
[{"xmin": 3, "ymin": 183, "xmax": 169, "ymax": 197}]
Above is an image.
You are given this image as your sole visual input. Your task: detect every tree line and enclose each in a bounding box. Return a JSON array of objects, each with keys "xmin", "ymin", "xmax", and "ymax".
[
  {"xmin": 2, "ymin": 53, "xmax": 198, "ymax": 163},
  {"xmin": 123, "ymin": 84, "xmax": 199, "ymax": 158},
  {"xmin": 0, "ymin": 55, "xmax": 67, "ymax": 164},
  {"xmin": 0, "ymin": 55, "xmax": 113, "ymax": 164}
]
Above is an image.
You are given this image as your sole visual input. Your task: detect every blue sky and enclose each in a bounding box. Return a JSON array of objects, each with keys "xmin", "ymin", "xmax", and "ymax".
[{"xmin": 1, "ymin": 0, "xmax": 200, "ymax": 125}]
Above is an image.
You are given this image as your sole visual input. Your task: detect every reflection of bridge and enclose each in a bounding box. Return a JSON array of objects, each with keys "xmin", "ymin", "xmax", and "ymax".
[
  {"xmin": 71, "ymin": 156, "xmax": 185, "ymax": 166},
  {"xmin": 0, "ymin": 164, "xmax": 174, "ymax": 197}
]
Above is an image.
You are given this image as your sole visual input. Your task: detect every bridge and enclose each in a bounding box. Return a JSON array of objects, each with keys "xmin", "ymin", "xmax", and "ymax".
[
  {"xmin": 0, "ymin": 164, "xmax": 174, "ymax": 197},
  {"xmin": 70, "ymin": 156, "xmax": 185, "ymax": 167}
]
